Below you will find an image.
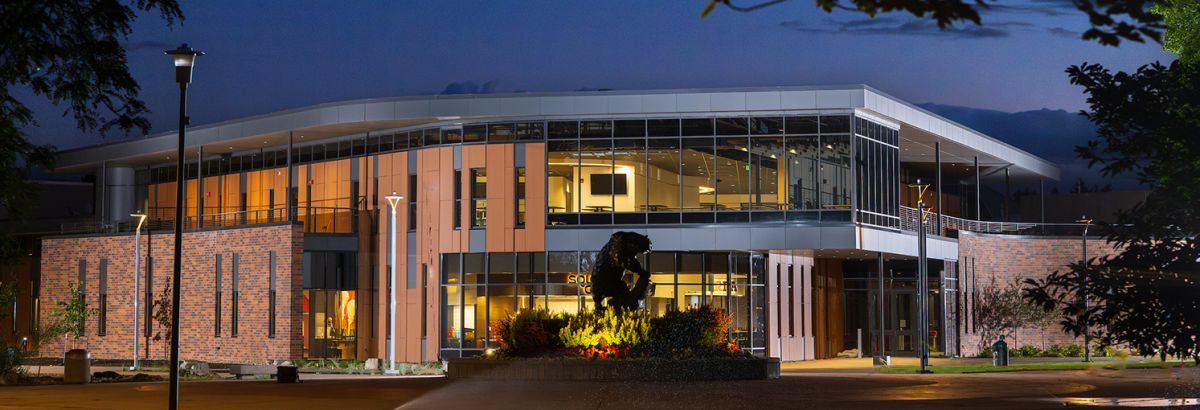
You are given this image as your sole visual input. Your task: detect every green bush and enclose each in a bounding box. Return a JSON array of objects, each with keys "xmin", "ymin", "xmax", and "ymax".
[
  {"xmin": 492, "ymin": 309, "xmax": 567, "ymax": 357},
  {"xmin": 0, "ymin": 343, "xmax": 25, "ymax": 384},
  {"xmin": 978, "ymin": 346, "xmax": 993, "ymax": 358},
  {"xmin": 1045, "ymin": 344, "xmax": 1085, "ymax": 357},
  {"xmin": 1012, "ymin": 345, "xmax": 1043, "ymax": 358},
  {"xmin": 558, "ymin": 309, "xmax": 650, "ymax": 351},
  {"xmin": 643, "ymin": 305, "xmax": 733, "ymax": 357}
]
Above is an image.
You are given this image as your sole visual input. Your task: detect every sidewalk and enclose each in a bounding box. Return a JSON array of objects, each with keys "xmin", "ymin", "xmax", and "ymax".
[{"xmin": 780, "ymin": 356, "xmax": 1136, "ymax": 373}]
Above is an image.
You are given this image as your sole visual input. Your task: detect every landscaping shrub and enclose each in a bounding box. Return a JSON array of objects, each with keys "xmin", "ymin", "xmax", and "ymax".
[
  {"xmin": 1013, "ymin": 345, "xmax": 1043, "ymax": 358},
  {"xmin": 0, "ymin": 343, "xmax": 25, "ymax": 384},
  {"xmin": 559, "ymin": 309, "xmax": 650, "ymax": 357},
  {"xmin": 643, "ymin": 305, "xmax": 734, "ymax": 358},
  {"xmin": 1046, "ymin": 343, "xmax": 1085, "ymax": 357},
  {"xmin": 492, "ymin": 309, "xmax": 567, "ymax": 357}
]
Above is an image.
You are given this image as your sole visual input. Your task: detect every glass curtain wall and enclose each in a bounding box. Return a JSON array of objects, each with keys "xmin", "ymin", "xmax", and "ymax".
[
  {"xmin": 852, "ymin": 117, "xmax": 901, "ymax": 228},
  {"xmin": 545, "ymin": 115, "xmax": 853, "ymax": 226},
  {"xmin": 439, "ymin": 250, "xmax": 767, "ymax": 358},
  {"xmin": 302, "ymin": 251, "xmax": 358, "ymax": 359}
]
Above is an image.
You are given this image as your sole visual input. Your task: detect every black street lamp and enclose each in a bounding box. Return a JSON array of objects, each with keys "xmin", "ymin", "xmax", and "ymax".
[
  {"xmin": 908, "ymin": 179, "xmax": 933, "ymax": 374},
  {"xmin": 1076, "ymin": 216, "xmax": 1093, "ymax": 362},
  {"xmin": 164, "ymin": 43, "xmax": 202, "ymax": 410}
]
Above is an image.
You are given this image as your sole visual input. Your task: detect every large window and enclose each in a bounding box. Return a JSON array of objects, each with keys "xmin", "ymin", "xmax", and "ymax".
[
  {"xmin": 303, "ymin": 251, "xmax": 358, "ymax": 359},
  {"xmin": 439, "ymin": 251, "xmax": 767, "ymax": 358},
  {"xmin": 470, "ymin": 168, "xmax": 487, "ymax": 228},
  {"xmin": 853, "ymin": 116, "xmax": 901, "ymax": 228},
  {"xmin": 545, "ymin": 115, "xmax": 854, "ymax": 225}
]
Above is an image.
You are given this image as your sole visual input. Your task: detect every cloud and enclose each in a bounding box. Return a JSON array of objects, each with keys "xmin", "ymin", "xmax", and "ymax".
[
  {"xmin": 986, "ymin": 0, "xmax": 1077, "ymax": 17},
  {"xmin": 781, "ymin": 16, "xmax": 1079, "ymax": 40}
]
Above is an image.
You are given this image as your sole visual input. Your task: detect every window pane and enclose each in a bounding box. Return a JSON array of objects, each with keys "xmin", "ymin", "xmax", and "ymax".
[
  {"xmin": 613, "ymin": 120, "xmax": 645, "ymax": 138},
  {"xmin": 488, "ymin": 123, "xmax": 515, "ymax": 142},
  {"xmin": 442, "ymin": 128, "xmax": 462, "ymax": 144},
  {"xmin": 682, "ymin": 137, "xmax": 715, "ymax": 210},
  {"xmin": 612, "ymin": 138, "xmax": 645, "ymax": 213},
  {"xmin": 463, "ymin": 125, "xmax": 486, "ymax": 143},
  {"xmin": 647, "ymin": 138, "xmax": 681, "ymax": 212},
  {"xmin": 750, "ymin": 137, "xmax": 783, "ymax": 210},
  {"xmin": 547, "ymin": 121, "xmax": 578, "ymax": 139},
  {"xmin": 822, "ymin": 134, "xmax": 851, "ymax": 208},
  {"xmin": 547, "ymin": 141, "xmax": 579, "ymax": 213},
  {"xmin": 681, "ymin": 118, "xmax": 714, "ymax": 136},
  {"xmin": 715, "ymin": 117, "xmax": 749, "ymax": 135},
  {"xmin": 786, "ymin": 135, "xmax": 820, "ymax": 210},
  {"xmin": 579, "ymin": 139, "xmax": 613, "ymax": 213},
  {"xmin": 785, "ymin": 116, "xmax": 819, "ymax": 134},
  {"xmin": 749, "ymin": 117, "xmax": 783, "ymax": 135},
  {"xmin": 820, "ymin": 115, "xmax": 851, "ymax": 134},
  {"xmin": 579, "ymin": 121, "xmax": 611, "ymax": 139},
  {"xmin": 715, "ymin": 137, "xmax": 750, "ymax": 210},
  {"xmin": 647, "ymin": 119, "xmax": 680, "ymax": 137}
]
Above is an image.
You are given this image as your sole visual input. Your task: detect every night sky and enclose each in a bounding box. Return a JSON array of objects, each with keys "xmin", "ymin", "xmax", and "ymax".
[{"xmin": 20, "ymin": 0, "xmax": 1174, "ymax": 167}]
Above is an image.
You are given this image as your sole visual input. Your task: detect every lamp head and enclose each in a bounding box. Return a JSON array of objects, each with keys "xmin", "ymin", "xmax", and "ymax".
[
  {"xmin": 384, "ymin": 192, "xmax": 404, "ymax": 209},
  {"xmin": 164, "ymin": 43, "xmax": 204, "ymax": 85},
  {"xmin": 131, "ymin": 212, "xmax": 148, "ymax": 230}
]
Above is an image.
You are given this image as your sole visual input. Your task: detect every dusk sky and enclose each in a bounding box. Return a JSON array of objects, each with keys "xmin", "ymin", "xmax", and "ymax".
[{"xmin": 21, "ymin": 0, "xmax": 1175, "ymax": 155}]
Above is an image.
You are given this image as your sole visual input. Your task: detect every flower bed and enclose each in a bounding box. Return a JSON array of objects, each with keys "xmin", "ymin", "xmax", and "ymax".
[{"xmin": 450, "ymin": 306, "xmax": 779, "ymax": 380}]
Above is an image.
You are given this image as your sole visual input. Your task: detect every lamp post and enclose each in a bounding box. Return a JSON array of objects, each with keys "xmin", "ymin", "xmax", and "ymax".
[
  {"xmin": 384, "ymin": 192, "xmax": 404, "ymax": 374},
  {"xmin": 908, "ymin": 179, "xmax": 932, "ymax": 374},
  {"xmin": 129, "ymin": 212, "xmax": 147, "ymax": 371},
  {"xmin": 164, "ymin": 43, "xmax": 202, "ymax": 410},
  {"xmin": 1076, "ymin": 216, "xmax": 1093, "ymax": 362}
]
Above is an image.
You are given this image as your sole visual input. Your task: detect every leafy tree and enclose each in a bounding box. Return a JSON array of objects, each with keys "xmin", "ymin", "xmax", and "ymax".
[
  {"xmin": 1153, "ymin": 0, "xmax": 1200, "ymax": 65},
  {"xmin": 700, "ymin": 0, "xmax": 1163, "ymax": 46},
  {"xmin": 1025, "ymin": 60, "xmax": 1200, "ymax": 363},
  {"xmin": 0, "ymin": 1, "xmax": 183, "ymax": 262},
  {"xmin": 49, "ymin": 282, "xmax": 91, "ymax": 350},
  {"xmin": 974, "ymin": 278, "xmax": 1047, "ymax": 353},
  {"xmin": 151, "ymin": 283, "xmax": 172, "ymax": 358}
]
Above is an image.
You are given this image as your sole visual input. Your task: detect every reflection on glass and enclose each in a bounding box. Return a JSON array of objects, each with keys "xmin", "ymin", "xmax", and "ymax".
[
  {"xmin": 646, "ymin": 138, "xmax": 681, "ymax": 212},
  {"xmin": 750, "ymin": 137, "xmax": 783, "ymax": 210},
  {"xmin": 682, "ymin": 138, "xmax": 715, "ymax": 210},
  {"xmin": 715, "ymin": 137, "xmax": 750, "ymax": 210},
  {"xmin": 612, "ymin": 138, "xmax": 645, "ymax": 213},
  {"xmin": 822, "ymin": 134, "xmax": 851, "ymax": 208},
  {"xmin": 547, "ymin": 141, "xmax": 579, "ymax": 214}
]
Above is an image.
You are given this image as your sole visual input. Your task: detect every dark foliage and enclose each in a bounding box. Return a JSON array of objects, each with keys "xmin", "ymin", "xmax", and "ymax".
[
  {"xmin": 704, "ymin": 0, "xmax": 1163, "ymax": 46},
  {"xmin": 0, "ymin": 0, "xmax": 183, "ymax": 261},
  {"xmin": 1025, "ymin": 61, "xmax": 1200, "ymax": 362},
  {"xmin": 491, "ymin": 309, "xmax": 567, "ymax": 357},
  {"xmin": 642, "ymin": 305, "xmax": 735, "ymax": 358}
]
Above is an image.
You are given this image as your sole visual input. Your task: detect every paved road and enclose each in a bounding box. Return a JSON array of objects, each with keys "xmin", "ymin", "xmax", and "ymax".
[{"xmin": 1, "ymin": 368, "xmax": 1198, "ymax": 409}]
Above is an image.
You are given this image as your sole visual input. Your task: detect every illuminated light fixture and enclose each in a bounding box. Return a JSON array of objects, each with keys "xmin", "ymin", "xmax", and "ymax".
[
  {"xmin": 788, "ymin": 149, "xmax": 797, "ymax": 154},
  {"xmin": 740, "ymin": 147, "xmax": 748, "ymax": 152},
  {"xmin": 698, "ymin": 186, "xmax": 715, "ymax": 194},
  {"xmin": 826, "ymin": 144, "xmax": 833, "ymax": 149},
  {"xmin": 769, "ymin": 154, "xmax": 776, "ymax": 159}
]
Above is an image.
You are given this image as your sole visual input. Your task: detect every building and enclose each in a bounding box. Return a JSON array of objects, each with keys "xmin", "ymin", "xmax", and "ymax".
[{"xmin": 11, "ymin": 85, "xmax": 1112, "ymax": 363}]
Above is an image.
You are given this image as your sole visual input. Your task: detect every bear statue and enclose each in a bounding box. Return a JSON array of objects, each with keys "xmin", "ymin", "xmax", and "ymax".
[{"xmin": 590, "ymin": 231, "xmax": 654, "ymax": 312}]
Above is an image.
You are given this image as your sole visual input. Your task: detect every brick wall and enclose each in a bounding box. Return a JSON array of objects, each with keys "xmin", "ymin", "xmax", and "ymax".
[
  {"xmin": 37, "ymin": 223, "xmax": 303, "ymax": 363},
  {"xmin": 958, "ymin": 232, "xmax": 1121, "ymax": 356}
]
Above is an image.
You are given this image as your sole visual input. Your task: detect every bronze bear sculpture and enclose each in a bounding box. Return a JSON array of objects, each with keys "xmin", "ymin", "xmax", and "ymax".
[{"xmin": 590, "ymin": 231, "xmax": 653, "ymax": 312}]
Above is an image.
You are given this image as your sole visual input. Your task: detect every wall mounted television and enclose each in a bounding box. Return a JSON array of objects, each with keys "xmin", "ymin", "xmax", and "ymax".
[{"xmin": 590, "ymin": 173, "xmax": 628, "ymax": 195}]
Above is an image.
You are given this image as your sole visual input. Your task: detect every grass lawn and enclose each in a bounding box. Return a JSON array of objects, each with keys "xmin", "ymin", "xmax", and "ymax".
[{"xmin": 880, "ymin": 360, "xmax": 1194, "ymax": 374}]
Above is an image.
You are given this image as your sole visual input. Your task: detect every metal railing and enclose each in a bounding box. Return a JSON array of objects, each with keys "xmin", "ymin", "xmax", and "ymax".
[
  {"xmin": 897, "ymin": 206, "xmax": 1091, "ymax": 237},
  {"xmin": 59, "ymin": 206, "xmax": 360, "ymax": 235}
]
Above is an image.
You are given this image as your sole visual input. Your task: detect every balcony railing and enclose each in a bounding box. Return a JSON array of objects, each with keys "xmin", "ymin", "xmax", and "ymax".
[
  {"xmin": 59, "ymin": 206, "xmax": 361, "ymax": 235},
  {"xmin": 897, "ymin": 206, "xmax": 1092, "ymax": 237}
]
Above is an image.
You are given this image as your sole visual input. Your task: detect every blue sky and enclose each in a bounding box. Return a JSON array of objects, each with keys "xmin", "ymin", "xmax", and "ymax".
[{"xmin": 22, "ymin": 0, "xmax": 1175, "ymax": 153}]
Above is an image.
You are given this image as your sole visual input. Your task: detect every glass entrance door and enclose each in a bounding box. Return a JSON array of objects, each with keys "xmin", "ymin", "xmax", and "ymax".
[{"xmin": 892, "ymin": 290, "xmax": 916, "ymax": 354}]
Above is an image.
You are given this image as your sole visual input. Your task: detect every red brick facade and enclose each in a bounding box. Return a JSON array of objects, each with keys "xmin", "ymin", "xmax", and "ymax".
[
  {"xmin": 957, "ymin": 232, "xmax": 1121, "ymax": 356},
  {"xmin": 37, "ymin": 223, "xmax": 303, "ymax": 363}
]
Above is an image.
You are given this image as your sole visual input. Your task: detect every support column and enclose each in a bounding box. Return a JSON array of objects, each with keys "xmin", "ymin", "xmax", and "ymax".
[
  {"xmin": 876, "ymin": 252, "xmax": 886, "ymax": 360},
  {"xmin": 1004, "ymin": 167, "xmax": 1011, "ymax": 222},
  {"xmin": 935, "ymin": 141, "xmax": 942, "ymax": 233},
  {"xmin": 974, "ymin": 156, "xmax": 980, "ymax": 220},
  {"xmin": 196, "ymin": 145, "xmax": 204, "ymax": 228},
  {"xmin": 286, "ymin": 131, "xmax": 294, "ymax": 222}
]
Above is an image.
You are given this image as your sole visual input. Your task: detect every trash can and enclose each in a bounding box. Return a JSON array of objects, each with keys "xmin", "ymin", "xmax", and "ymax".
[
  {"xmin": 992, "ymin": 335, "xmax": 1010, "ymax": 366},
  {"xmin": 64, "ymin": 349, "xmax": 91, "ymax": 384},
  {"xmin": 277, "ymin": 365, "xmax": 299, "ymax": 384}
]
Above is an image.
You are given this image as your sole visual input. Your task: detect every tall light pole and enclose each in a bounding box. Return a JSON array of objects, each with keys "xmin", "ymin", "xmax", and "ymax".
[
  {"xmin": 1076, "ymin": 216, "xmax": 1093, "ymax": 362},
  {"xmin": 129, "ymin": 212, "xmax": 147, "ymax": 371},
  {"xmin": 908, "ymin": 179, "xmax": 932, "ymax": 374},
  {"xmin": 384, "ymin": 192, "xmax": 404, "ymax": 375},
  {"xmin": 164, "ymin": 43, "xmax": 202, "ymax": 410}
]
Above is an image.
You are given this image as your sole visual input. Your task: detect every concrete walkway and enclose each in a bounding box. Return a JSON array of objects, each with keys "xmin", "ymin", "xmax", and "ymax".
[{"xmin": 0, "ymin": 366, "xmax": 1197, "ymax": 409}]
